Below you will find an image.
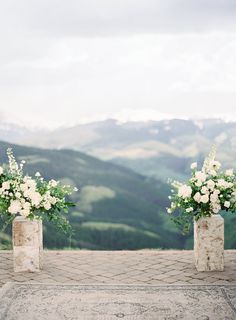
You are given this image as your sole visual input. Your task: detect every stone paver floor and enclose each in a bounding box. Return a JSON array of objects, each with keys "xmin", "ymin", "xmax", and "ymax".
[{"xmin": 0, "ymin": 250, "xmax": 235, "ymax": 287}]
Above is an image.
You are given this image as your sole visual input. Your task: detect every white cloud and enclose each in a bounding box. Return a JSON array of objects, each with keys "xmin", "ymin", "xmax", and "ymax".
[{"xmin": 0, "ymin": 2, "xmax": 236, "ymax": 127}]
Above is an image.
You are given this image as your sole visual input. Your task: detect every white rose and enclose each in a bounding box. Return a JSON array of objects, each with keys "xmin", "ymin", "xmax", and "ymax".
[
  {"xmin": 201, "ymin": 186, "xmax": 209, "ymax": 194},
  {"xmin": 225, "ymin": 169, "xmax": 234, "ymax": 177},
  {"xmin": 8, "ymin": 200, "xmax": 22, "ymax": 214},
  {"xmin": 44, "ymin": 202, "xmax": 51, "ymax": 210},
  {"xmin": 20, "ymin": 183, "xmax": 28, "ymax": 192},
  {"xmin": 210, "ymin": 193, "xmax": 219, "ymax": 203},
  {"xmin": 2, "ymin": 181, "xmax": 10, "ymax": 190},
  {"xmin": 211, "ymin": 160, "xmax": 221, "ymax": 171},
  {"xmin": 201, "ymin": 194, "xmax": 209, "ymax": 204},
  {"xmin": 194, "ymin": 192, "xmax": 201, "ymax": 203},
  {"xmin": 191, "ymin": 162, "xmax": 197, "ymax": 170},
  {"xmin": 212, "ymin": 204, "xmax": 221, "ymax": 214},
  {"xmin": 15, "ymin": 192, "xmax": 21, "ymax": 198},
  {"xmin": 20, "ymin": 208, "xmax": 30, "ymax": 217},
  {"xmin": 0, "ymin": 166, "xmax": 3, "ymax": 175},
  {"xmin": 178, "ymin": 185, "xmax": 192, "ymax": 199},
  {"xmin": 195, "ymin": 180, "xmax": 202, "ymax": 187},
  {"xmin": 49, "ymin": 196, "xmax": 57, "ymax": 205},
  {"xmin": 217, "ymin": 179, "xmax": 233, "ymax": 189},
  {"xmin": 50, "ymin": 179, "xmax": 58, "ymax": 187},
  {"xmin": 207, "ymin": 180, "xmax": 215, "ymax": 191},
  {"xmin": 23, "ymin": 202, "xmax": 31, "ymax": 209},
  {"xmin": 224, "ymin": 201, "xmax": 230, "ymax": 208},
  {"xmin": 30, "ymin": 192, "xmax": 42, "ymax": 207},
  {"xmin": 186, "ymin": 207, "xmax": 194, "ymax": 213},
  {"xmin": 195, "ymin": 171, "xmax": 206, "ymax": 182},
  {"xmin": 26, "ymin": 180, "xmax": 37, "ymax": 190}
]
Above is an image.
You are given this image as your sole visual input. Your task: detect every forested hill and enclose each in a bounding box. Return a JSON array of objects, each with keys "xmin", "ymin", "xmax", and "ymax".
[{"xmin": 0, "ymin": 141, "xmax": 186, "ymax": 250}]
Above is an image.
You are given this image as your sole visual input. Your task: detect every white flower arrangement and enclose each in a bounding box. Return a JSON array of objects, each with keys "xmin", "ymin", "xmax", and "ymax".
[
  {"xmin": 167, "ymin": 147, "xmax": 236, "ymax": 233},
  {"xmin": 0, "ymin": 148, "xmax": 78, "ymax": 233}
]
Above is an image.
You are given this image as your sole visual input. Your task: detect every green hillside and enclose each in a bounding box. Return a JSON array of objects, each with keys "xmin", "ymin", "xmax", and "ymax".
[{"xmin": 0, "ymin": 141, "xmax": 187, "ymax": 250}]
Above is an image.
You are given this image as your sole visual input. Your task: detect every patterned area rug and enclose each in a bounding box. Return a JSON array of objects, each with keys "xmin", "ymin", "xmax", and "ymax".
[{"xmin": 0, "ymin": 283, "xmax": 235, "ymax": 320}]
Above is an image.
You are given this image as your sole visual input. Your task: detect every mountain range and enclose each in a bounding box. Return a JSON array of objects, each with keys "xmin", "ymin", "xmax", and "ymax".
[
  {"xmin": 0, "ymin": 118, "xmax": 235, "ymax": 250},
  {"xmin": 2, "ymin": 118, "xmax": 236, "ymax": 182}
]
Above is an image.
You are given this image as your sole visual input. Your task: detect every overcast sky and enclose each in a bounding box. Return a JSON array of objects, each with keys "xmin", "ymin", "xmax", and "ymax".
[{"xmin": 0, "ymin": 0, "xmax": 236, "ymax": 127}]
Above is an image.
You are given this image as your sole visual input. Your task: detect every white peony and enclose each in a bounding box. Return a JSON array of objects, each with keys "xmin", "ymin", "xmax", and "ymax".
[
  {"xmin": 191, "ymin": 162, "xmax": 197, "ymax": 170},
  {"xmin": 195, "ymin": 171, "xmax": 206, "ymax": 182},
  {"xmin": 225, "ymin": 169, "xmax": 234, "ymax": 177},
  {"xmin": 224, "ymin": 201, "xmax": 230, "ymax": 208},
  {"xmin": 201, "ymin": 194, "xmax": 209, "ymax": 204},
  {"xmin": 178, "ymin": 185, "xmax": 192, "ymax": 199},
  {"xmin": 8, "ymin": 200, "xmax": 22, "ymax": 214},
  {"xmin": 194, "ymin": 192, "xmax": 201, "ymax": 203}
]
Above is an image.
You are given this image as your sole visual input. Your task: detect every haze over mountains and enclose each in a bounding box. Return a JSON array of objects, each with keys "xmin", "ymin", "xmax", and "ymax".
[
  {"xmin": 1, "ymin": 117, "xmax": 236, "ymax": 182},
  {"xmin": 0, "ymin": 118, "xmax": 235, "ymax": 250}
]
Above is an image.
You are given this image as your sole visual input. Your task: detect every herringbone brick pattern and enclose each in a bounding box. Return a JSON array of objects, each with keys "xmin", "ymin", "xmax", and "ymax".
[{"xmin": 0, "ymin": 250, "xmax": 235, "ymax": 287}]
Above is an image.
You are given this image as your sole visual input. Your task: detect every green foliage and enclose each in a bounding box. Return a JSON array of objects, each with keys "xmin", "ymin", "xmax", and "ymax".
[
  {"xmin": 0, "ymin": 141, "xmax": 235, "ymax": 250},
  {"xmin": 0, "ymin": 148, "xmax": 77, "ymax": 235}
]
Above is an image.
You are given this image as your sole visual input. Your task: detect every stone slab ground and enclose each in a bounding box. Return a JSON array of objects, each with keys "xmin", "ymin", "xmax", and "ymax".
[
  {"xmin": 1, "ymin": 283, "xmax": 236, "ymax": 319},
  {"xmin": 0, "ymin": 250, "xmax": 235, "ymax": 287}
]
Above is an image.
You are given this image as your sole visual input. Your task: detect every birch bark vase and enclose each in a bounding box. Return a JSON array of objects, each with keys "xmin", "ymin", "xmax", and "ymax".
[
  {"xmin": 13, "ymin": 216, "xmax": 43, "ymax": 272},
  {"xmin": 194, "ymin": 214, "xmax": 224, "ymax": 272}
]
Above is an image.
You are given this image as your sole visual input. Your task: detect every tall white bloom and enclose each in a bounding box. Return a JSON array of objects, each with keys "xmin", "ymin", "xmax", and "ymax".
[{"xmin": 0, "ymin": 166, "xmax": 3, "ymax": 175}]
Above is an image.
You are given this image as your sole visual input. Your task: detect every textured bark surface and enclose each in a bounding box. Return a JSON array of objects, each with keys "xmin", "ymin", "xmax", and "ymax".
[
  {"xmin": 13, "ymin": 217, "xmax": 43, "ymax": 272},
  {"xmin": 194, "ymin": 215, "xmax": 224, "ymax": 271}
]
